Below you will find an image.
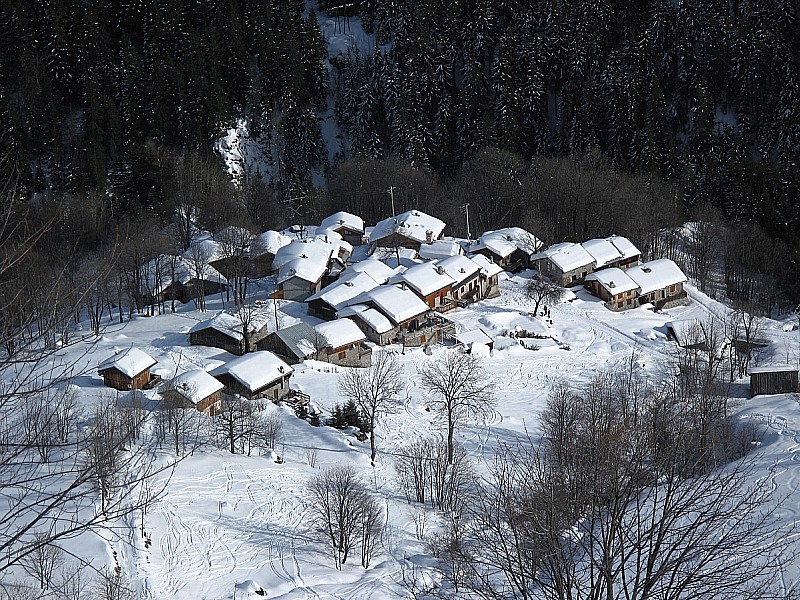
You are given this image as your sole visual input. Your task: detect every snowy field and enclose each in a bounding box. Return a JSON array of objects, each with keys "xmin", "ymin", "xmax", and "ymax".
[{"xmin": 17, "ymin": 277, "xmax": 800, "ymax": 599}]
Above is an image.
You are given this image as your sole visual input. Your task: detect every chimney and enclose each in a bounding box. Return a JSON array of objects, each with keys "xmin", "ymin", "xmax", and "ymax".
[
  {"xmin": 426, "ymin": 230, "xmax": 434, "ymax": 243},
  {"xmin": 437, "ymin": 265, "xmax": 445, "ymax": 275}
]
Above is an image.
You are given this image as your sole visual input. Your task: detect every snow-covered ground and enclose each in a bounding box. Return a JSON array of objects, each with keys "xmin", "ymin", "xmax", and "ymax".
[{"xmin": 12, "ymin": 276, "xmax": 800, "ymax": 599}]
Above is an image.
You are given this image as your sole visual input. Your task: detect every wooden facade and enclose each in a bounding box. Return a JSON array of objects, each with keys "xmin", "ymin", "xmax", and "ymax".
[
  {"xmin": 99, "ymin": 367, "xmax": 152, "ymax": 391},
  {"xmin": 189, "ymin": 327, "xmax": 247, "ymax": 355},
  {"xmin": 280, "ymin": 275, "xmax": 323, "ymax": 302},
  {"xmin": 215, "ymin": 371, "xmax": 292, "ymax": 402},
  {"xmin": 750, "ymin": 368, "xmax": 799, "ymax": 397},
  {"xmin": 160, "ymin": 388, "xmax": 224, "ymax": 416},
  {"xmin": 583, "ymin": 279, "xmax": 638, "ymax": 311}
]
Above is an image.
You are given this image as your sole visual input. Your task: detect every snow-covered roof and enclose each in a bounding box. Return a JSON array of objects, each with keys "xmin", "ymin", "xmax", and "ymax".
[
  {"xmin": 165, "ymin": 370, "xmax": 224, "ymax": 404},
  {"xmin": 455, "ymin": 328, "xmax": 493, "ymax": 347},
  {"xmin": 665, "ymin": 319, "xmax": 707, "ymax": 347},
  {"xmin": 626, "ymin": 259, "xmax": 687, "ymax": 295},
  {"xmin": 188, "ymin": 310, "xmax": 271, "ymax": 341},
  {"xmin": 346, "ymin": 258, "xmax": 398, "ymax": 284},
  {"xmin": 306, "ymin": 271, "xmax": 381, "ymax": 310},
  {"xmin": 399, "ymin": 262, "xmax": 455, "ymax": 296},
  {"xmin": 419, "ymin": 240, "xmax": 463, "ymax": 261},
  {"xmin": 584, "ymin": 268, "xmax": 638, "ymax": 295},
  {"xmin": 749, "ymin": 365, "xmax": 799, "ymax": 375},
  {"xmin": 339, "ymin": 305, "xmax": 395, "ymax": 334},
  {"xmin": 436, "ymin": 255, "xmax": 481, "ymax": 286},
  {"xmin": 141, "ymin": 255, "xmax": 228, "ymax": 295},
  {"xmin": 274, "ymin": 323, "xmax": 318, "ymax": 359},
  {"xmin": 352, "ymin": 284, "xmax": 430, "ymax": 325},
  {"xmin": 320, "ymin": 211, "xmax": 365, "ymax": 234},
  {"xmin": 98, "ymin": 347, "xmax": 157, "ymax": 378},
  {"xmin": 471, "ymin": 227, "xmax": 542, "ymax": 258},
  {"xmin": 184, "ymin": 238, "xmax": 224, "ymax": 263},
  {"xmin": 532, "ymin": 242, "xmax": 595, "ymax": 273},
  {"xmin": 278, "ymin": 256, "xmax": 328, "ymax": 284},
  {"xmin": 607, "ymin": 235, "xmax": 641, "ymax": 260},
  {"xmin": 212, "ymin": 352, "xmax": 293, "ymax": 392},
  {"xmin": 369, "ymin": 210, "xmax": 446, "ymax": 245},
  {"xmin": 253, "ymin": 230, "xmax": 293, "ymax": 256},
  {"xmin": 469, "ymin": 253, "xmax": 504, "ymax": 277},
  {"xmin": 315, "ymin": 319, "xmax": 366, "ymax": 349},
  {"xmin": 273, "ymin": 239, "xmax": 336, "ymax": 272}
]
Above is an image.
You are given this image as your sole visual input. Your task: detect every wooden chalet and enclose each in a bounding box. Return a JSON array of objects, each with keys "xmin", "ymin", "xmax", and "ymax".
[
  {"xmin": 249, "ymin": 230, "xmax": 293, "ymax": 277},
  {"xmin": 398, "ymin": 263, "xmax": 456, "ymax": 311},
  {"xmin": 581, "ymin": 236, "xmax": 640, "ymax": 271},
  {"xmin": 306, "ymin": 271, "xmax": 381, "ymax": 321},
  {"xmin": 188, "ymin": 311, "xmax": 270, "ymax": 355},
  {"xmin": 437, "ymin": 255, "xmax": 482, "ymax": 306},
  {"xmin": 98, "ymin": 347, "xmax": 158, "ymax": 391},
  {"xmin": 750, "ymin": 366, "xmax": 799, "ymax": 397},
  {"xmin": 314, "ymin": 319, "xmax": 371, "ymax": 367},
  {"xmin": 584, "ymin": 268, "xmax": 639, "ymax": 311},
  {"xmin": 338, "ymin": 305, "xmax": 398, "ymax": 346},
  {"xmin": 625, "ymin": 259, "xmax": 688, "ymax": 310},
  {"xmin": 319, "ymin": 211, "xmax": 365, "ymax": 246},
  {"xmin": 211, "ymin": 351, "xmax": 293, "ymax": 401},
  {"xmin": 368, "ymin": 210, "xmax": 446, "ymax": 254},
  {"xmin": 160, "ymin": 370, "xmax": 225, "ymax": 416},
  {"xmin": 469, "ymin": 254, "xmax": 503, "ymax": 299},
  {"xmin": 258, "ymin": 323, "xmax": 320, "ymax": 364},
  {"xmin": 469, "ymin": 227, "xmax": 541, "ymax": 273},
  {"xmin": 531, "ymin": 242, "xmax": 596, "ymax": 287}
]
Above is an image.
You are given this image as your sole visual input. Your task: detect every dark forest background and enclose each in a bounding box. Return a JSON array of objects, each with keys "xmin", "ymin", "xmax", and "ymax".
[{"xmin": 1, "ymin": 0, "xmax": 799, "ymax": 309}]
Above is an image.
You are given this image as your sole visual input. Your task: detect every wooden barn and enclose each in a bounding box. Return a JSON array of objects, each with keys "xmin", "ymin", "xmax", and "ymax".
[
  {"xmin": 160, "ymin": 370, "xmax": 225, "ymax": 416},
  {"xmin": 211, "ymin": 352, "xmax": 294, "ymax": 401},
  {"xmin": 314, "ymin": 319, "xmax": 372, "ymax": 367},
  {"xmin": 188, "ymin": 311, "xmax": 271, "ymax": 355},
  {"xmin": 749, "ymin": 366, "xmax": 799, "ymax": 397},
  {"xmin": 368, "ymin": 210, "xmax": 446, "ymax": 254},
  {"xmin": 98, "ymin": 347, "xmax": 158, "ymax": 391},
  {"xmin": 468, "ymin": 227, "xmax": 541, "ymax": 273},
  {"xmin": 319, "ymin": 211, "xmax": 365, "ymax": 247}
]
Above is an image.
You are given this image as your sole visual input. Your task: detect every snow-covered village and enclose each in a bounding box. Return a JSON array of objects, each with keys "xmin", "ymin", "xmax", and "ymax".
[{"xmin": 3, "ymin": 1, "xmax": 800, "ymax": 599}]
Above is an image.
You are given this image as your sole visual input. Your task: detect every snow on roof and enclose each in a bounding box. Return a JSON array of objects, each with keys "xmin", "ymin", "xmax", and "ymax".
[
  {"xmin": 277, "ymin": 256, "xmax": 329, "ymax": 284},
  {"xmin": 315, "ymin": 319, "xmax": 366, "ymax": 349},
  {"xmin": 582, "ymin": 238, "xmax": 625, "ymax": 268},
  {"xmin": 141, "ymin": 255, "xmax": 228, "ymax": 295},
  {"xmin": 749, "ymin": 365, "xmax": 799, "ymax": 374},
  {"xmin": 253, "ymin": 230, "xmax": 293, "ymax": 256},
  {"xmin": 369, "ymin": 210, "xmax": 446, "ymax": 245},
  {"xmin": 310, "ymin": 229, "xmax": 353, "ymax": 259},
  {"xmin": 399, "ymin": 262, "xmax": 455, "ymax": 296},
  {"xmin": 436, "ymin": 255, "xmax": 481, "ymax": 285},
  {"xmin": 665, "ymin": 319, "xmax": 707, "ymax": 347},
  {"xmin": 455, "ymin": 328, "xmax": 493, "ymax": 346},
  {"xmin": 184, "ymin": 238, "xmax": 224, "ymax": 263},
  {"xmin": 585, "ymin": 267, "xmax": 638, "ymax": 294},
  {"xmin": 419, "ymin": 240, "xmax": 463, "ymax": 260},
  {"xmin": 626, "ymin": 259, "xmax": 687, "ymax": 295},
  {"xmin": 472, "ymin": 227, "xmax": 542, "ymax": 258},
  {"xmin": 338, "ymin": 305, "xmax": 395, "ymax": 334},
  {"xmin": 607, "ymin": 235, "xmax": 641, "ymax": 259},
  {"xmin": 188, "ymin": 310, "xmax": 271, "ymax": 341},
  {"xmin": 306, "ymin": 271, "xmax": 381, "ymax": 310},
  {"xmin": 212, "ymin": 352, "xmax": 293, "ymax": 392},
  {"xmin": 275, "ymin": 323, "xmax": 318, "ymax": 359},
  {"xmin": 98, "ymin": 347, "xmax": 157, "ymax": 378},
  {"xmin": 320, "ymin": 211, "xmax": 365, "ymax": 234},
  {"xmin": 532, "ymin": 242, "xmax": 595, "ymax": 272},
  {"xmin": 469, "ymin": 253, "xmax": 504, "ymax": 277},
  {"xmin": 273, "ymin": 239, "xmax": 336, "ymax": 272},
  {"xmin": 346, "ymin": 258, "xmax": 398, "ymax": 284},
  {"xmin": 353, "ymin": 284, "xmax": 430, "ymax": 325},
  {"xmin": 166, "ymin": 369, "xmax": 224, "ymax": 404}
]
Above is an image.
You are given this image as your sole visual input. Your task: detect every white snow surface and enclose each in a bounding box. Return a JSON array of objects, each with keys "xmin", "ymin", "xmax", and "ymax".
[
  {"xmin": 305, "ymin": 271, "xmax": 381, "ymax": 310},
  {"xmin": 211, "ymin": 351, "xmax": 293, "ymax": 392},
  {"xmin": 398, "ymin": 262, "xmax": 455, "ymax": 296},
  {"xmin": 97, "ymin": 346, "xmax": 157, "ymax": 378},
  {"xmin": 17, "ymin": 265, "xmax": 800, "ymax": 600},
  {"xmin": 369, "ymin": 210, "xmax": 446, "ymax": 245},
  {"xmin": 338, "ymin": 304, "xmax": 395, "ymax": 334},
  {"xmin": 532, "ymin": 241, "xmax": 596, "ymax": 272},
  {"xmin": 319, "ymin": 211, "xmax": 365, "ymax": 234},
  {"xmin": 626, "ymin": 259, "xmax": 688, "ymax": 294},
  {"xmin": 315, "ymin": 319, "xmax": 366, "ymax": 349},
  {"xmin": 585, "ymin": 267, "xmax": 639, "ymax": 294},
  {"xmin": 349, "ymin": 284, "xmax": 431, "ymax": 325},
  {"xmin": 436, "ymin": 254, "xmax": 481, "ymax": 285},
  {"xmin": 253, "ymin": 230, "xmax": 293, "ymax": 256},
  {"xmin": 345, "ymin": 257, "xmax": 399, "ymax": 283},
  {"xmin": 167, "ymin": 369, "xmax": 224, "ymax": 404},
  {"xmin": 418, "ymin": 239, "xmax": 463, "ymax": 260},
  {"xmin": 469, "ymin": 253, "xmax": 504, "ymax": 277},
  {"xmin": 470, "ymin": 226, "xmax": 542, "ymax": 258}
]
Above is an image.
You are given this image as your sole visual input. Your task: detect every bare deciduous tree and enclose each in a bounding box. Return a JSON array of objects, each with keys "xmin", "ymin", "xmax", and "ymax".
[
  {"xmin": 19, "ymin": 534, "xmax": 64, "ymax": 590},
  {"xmin": 418, "ymin": 350, "xmax": 495, "ymax": 464},
  {"xmin": 526, "ymin": 272, "xmax": 566, "ymax": 316},
  {"xmin": 338, "ymin": 351, "xmax": 404, "ymax": 465}
]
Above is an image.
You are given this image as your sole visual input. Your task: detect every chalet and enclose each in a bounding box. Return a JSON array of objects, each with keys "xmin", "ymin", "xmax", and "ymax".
[
  {"xmin": 160, "ymin": 370, "xmax": 225, "ymax": 416},
  {"xmin": 581, "ymin": 236, "xmax": 641, "ymax": 271},
  {"xmin": 350, "ymin": 284, "xmax": 444, "ymax": 346},
  {"xmin": 141, "ymin": 254, "xmax": 228, "ymax": 305},
  {"xmin": 625, "ymin": 259, "xmax": 688, "ymax": 310},
  {"xmin": 749, "ymin": 366, "xmax": 799, "ymax": 397},
  {"xmin": 306, "ymin": 271, "xmax": 381, "ymax": 321},
  {"xmin": 339, "ymin": 304, "xmax": 398, "ymax": 346},
  {"xmin": 419, "ymin": 239, "xmax": 464, "ymax": 261},
  {"xmin": 98, "ymin": 347, "xmax": 158, "ymax": 391},
  {"xmin": 345, "ymin": 258, "xmax": 398, "ymax": 284},
  {"xmin": 437, "ymin": 255, "xmax": 482, "ymax": 306},
  {"xmin": 368, "ymin": 210, "xmax": 446, "ymax": 254},
  {"xmin": 259, "ymin": 323, "xmax": 319, "ymax": 364},
  {"xmin": 584, "ymin": 268, "xmax": 639, "ymax": 311},
  {"xmin": 211, "ymin": 351, "xmax": 293, "ymax": 401},
  {"xmin": 273, "ymin": 237, "xmax": 350, "ymax": 301},
  {"xmin": 314, "ymin": 319, "xmax": 372, "ymax": 367},
  {"xmin": 249, "ymin": 230, "xmax": 293, "ymax": 277},
  {"xmin": 397, "ymin": 262, "xmax": 456, "ymax": 311},
  {"xmin": 469, "ymin": 254, "xmax": 503, "ymax": 299},
  {"xmin": 666, "ymin": 319, "xmax": 713, "ymax": 351},
  {"xmin": 188, "ymin": 311, "xmax": 271, "ymax": 355},
  {"xmin": 319, "ymin": 211, "xmax": 365, "ymax": 246},
  {"xmin": 469, "ymin": 227, "xmax": 542, "ymax": 272},
  {"xmin": 532, "ymin": 243, "xmax": 596, "ymax": 287}
]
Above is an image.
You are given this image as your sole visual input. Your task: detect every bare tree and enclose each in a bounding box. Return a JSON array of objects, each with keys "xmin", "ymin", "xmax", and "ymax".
[
  {"xmin": 307, "ymin": 465, "xmax": 382, "ymax": 570},
  {"xmin": 260, "ymin": 409, "xmax": 283, "ymax": 451},
  {"xmin": 19, "ymin": 534, "xmax": 64, "ymax": 590},
  {"xmin": 338, "ymin": 351, "xmax": 404, "ymax": 465},
  {"xmin": 185, "ymin": 241, "xmax": 214, "ymax": 311},
  {"xmin": 215, "ymin": 225, "xmax": 254, "ymax": 306},
  {"xmin": 418, "ymin": 350, "xmax": 495, "ymax": 464},
  {"xmin": 215, "ymin": 392, "xmax": 258, "ymax": 454},
  {"xmin": 526, "ymin": 272, "xmax": 566, "ymax": 316}
]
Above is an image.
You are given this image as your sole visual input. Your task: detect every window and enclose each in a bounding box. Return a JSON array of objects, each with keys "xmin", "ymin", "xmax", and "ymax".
[{"xmin": 339, "ymin": 351, "xmax": 346, "ymax": 360}]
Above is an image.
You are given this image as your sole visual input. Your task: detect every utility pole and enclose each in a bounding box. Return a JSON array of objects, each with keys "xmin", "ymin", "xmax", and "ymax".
[
  {"xmin": 387, "ymin": 186, "xmax": 396, "ymax": 217},
  {"xmin": 463, "ymin": 203, "xmax": 472, "ymax": 242}
]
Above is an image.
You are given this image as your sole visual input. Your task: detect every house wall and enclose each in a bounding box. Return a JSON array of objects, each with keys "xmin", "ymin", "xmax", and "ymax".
[
  {"xmin": 307, "ymin": 298, "xmax": 336, "ymax": 321},
  {"xmin": 101, "ymin": 368, "xmax": 150, "ymax": 391},
  {"xmin": 478, "ymin": 274, "xmax": 501, "ymax": 299},
  {"xmin": 196, "ymin": 390, "xmax": 223, "ymax": 415},
  {"xmin": 281, "ymin": 277, "xmax": 319, "ymax": 302},
  {"xmin": 369, "ymin": 232, "xmax": 424, "ymax": 254},
  {"xmin": 325, "ymin": 343, "xmax": 372, "ymax": 367},
  {"xmin": 345, "ymin": 316, "xmax": 398, "ymax": 346},
  {"xmin": 190, "ymin": 329, "xmax": 246, "ymax": 355},
  {"xmin": 750, "ymin": 371, "xmax": 799, "ymax": 396},
  {"xmin": 257, "ymin": 334, "xmax": 304, "ymax": 364},
  {"xmin": 641, "ymin": 282, "xmax": 688, "ymax": 309},
  {"xmin": 450, "ymin": 273, "xmax": 481, "ymax": 302},
  {"xmin": 608, "ymin": 255, "xmax": 640, "ymax": 270},
  {"xmin": 217, "ymin": 373, "xmax": 292, "ymax": 401},
  {"xmin": 584, "ymin": 281, "xmax": 637, "ymax": 311}
]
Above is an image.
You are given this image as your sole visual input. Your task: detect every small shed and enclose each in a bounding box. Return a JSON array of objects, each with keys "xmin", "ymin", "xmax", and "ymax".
[
  {"xmin": 259, "ymin": 323, "xmax": 319, "ymax": 364},
  {"xmin": 211, "ymin": 352, "xmax": 294, "ymax": 401},
  {"xmin": 455, "ymin": 329, "xmax": 494, "ymax": 353},
  {"xmin": 98, "ymin": 347, "xmax": 158, "ymax": 391},
  {"xmin": 749, "ymin": 366, "xmax": 799, "ymax": 397},
  {"xmin": 160, "ymin": 370, "xmax": 225, "ymax": 416},
  {"xmin": 315, "ymin": 319, "xmax": 371, "ymax": 367}
]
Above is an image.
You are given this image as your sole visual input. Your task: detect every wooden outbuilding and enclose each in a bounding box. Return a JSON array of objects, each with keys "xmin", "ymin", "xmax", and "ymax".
[
  {"xmin": 211, "ymin": 351, "xmax": 294, "ymax": 401},
  {"xmin": 160, "ymin": 370, "xmax": 225, "ymax": 416},
  {"xmin": 98, "ymin": 347, "xmax": 158, "ymax": 391},
  {"xmin": 749, "ymin": 366, "xmax": 799, "ymax": 397}
]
